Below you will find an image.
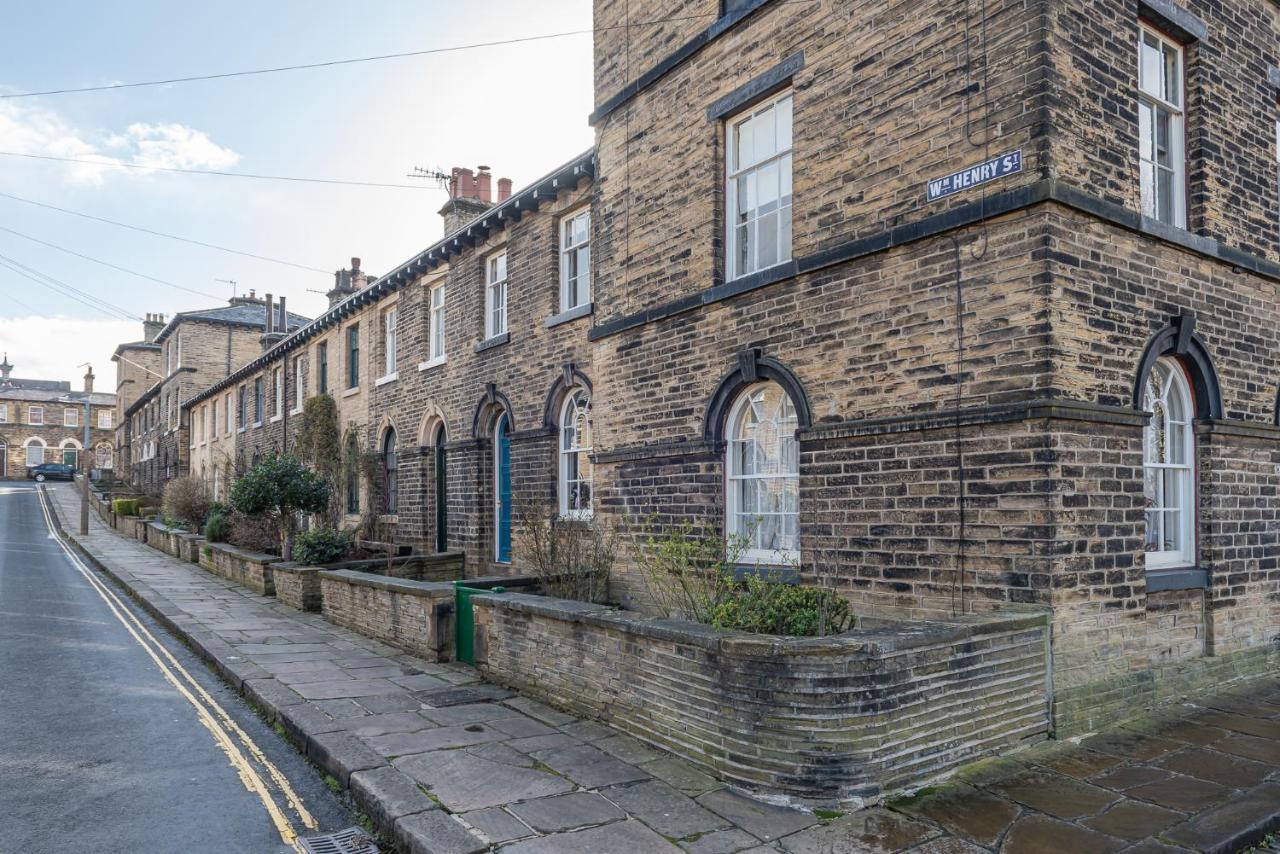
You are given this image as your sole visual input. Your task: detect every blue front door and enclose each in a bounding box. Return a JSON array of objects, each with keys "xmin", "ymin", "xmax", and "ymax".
[{"xmin": 495, "ymin": 415, "xmax": 512, "ymax": 563}]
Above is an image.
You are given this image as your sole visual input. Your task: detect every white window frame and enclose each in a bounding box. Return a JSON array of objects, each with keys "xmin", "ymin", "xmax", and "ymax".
[
  {"xmin": 210, "ymin": 399, "xmax": 218, "ymax": 439},
  {"xmin": 485, "ymin": 252, "xmax": 508, "ymax": 340},
  {"xmin": 64, "ymin": 407, "xmax": 78, "ymax": 428},
  {"xmin": 271, "ymin": 367, "xmax": 283, "ymax": 421},
  {"xmin": 28, "ymin": 405, "xmax": 43, "ymax": 426},
  {"xmin": 1143, "ymin": 357, "xmax": 1197, "ymax": 569},
  {"xmin": 98, "ymin": 410, "xmax": 112, "ymax": 430},
  {"xmin": 0, "ymin": 403, "xmax": 7, "ymax": 423},
  {"xmin": 1137, "ymin": 24, "xmax": 1186, "ymax": 228},
  {"xmin": 253, "ymin": 378, "xmax": 263, "ymax": 427},
  {"xmin": 425, "ymin": 282, "xmax": 447, "ymax": 367},
  {"xmin": 559, "ymin": 208, "xmax": 591, "ymax": 313},
  {"xmin": 25, "ymin": 438, "xmax": 45, "ymax": 467},
  {"xmin": 725, "ymin": 382, "xmax": 801, "ymax": 565},
  {"xmin": 558, "ymin": 390, "xmax": 593, "ymax": 520},
  {"xmin": 381, "ymin": 306, "xmax": 399, "ymax": 379},
  {"xmin": 294, "ymin": 357, "xmax": 305, "ymax": 412},
  {"xmin": 726, "ymin": 89, "xmax": 794, "ymax": 282}
]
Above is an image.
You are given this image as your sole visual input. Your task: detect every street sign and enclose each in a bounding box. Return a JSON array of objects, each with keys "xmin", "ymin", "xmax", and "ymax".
[{"xmin": 927, "ymin": 150, "xmax": 1023, "ymax": 201}]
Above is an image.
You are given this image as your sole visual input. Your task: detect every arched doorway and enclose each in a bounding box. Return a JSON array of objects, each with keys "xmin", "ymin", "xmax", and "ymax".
[
  {"xmin": 493, "ymin": 414, "xmax": 511, "ymax": 563},
  {"xmin": 433, "ymin": 425, "xmax": 448, "ymax": 553}
]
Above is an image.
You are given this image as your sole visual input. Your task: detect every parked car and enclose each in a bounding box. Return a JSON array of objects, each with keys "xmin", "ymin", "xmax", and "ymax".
[{"xmin": 27, "ymin": 463, "xmax": 76, "ymax": 482}]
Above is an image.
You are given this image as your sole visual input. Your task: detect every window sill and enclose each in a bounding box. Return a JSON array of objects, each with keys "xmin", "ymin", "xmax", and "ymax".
[
  {"xmin": 375, "ymin": 372, "xmax": 399, "ymax": 387},
  {"xmin": 342, "ymin": 387, "xmax": 361, "ymax": 398},
  {"xmin": 270, "ymin": 415, "xmax": 283, "ymax": 424},
  {"xmin": 237, "ymin": 427, "xmax": 246, "ymax": 434},
  {"xmin": 290, "ymin": 407, "xmax": 304, "ymax": 416},
  {"xmin": 475, "ymin": 332, "xmax": 510, "ymax": 353},
  {"xmin": 546, "ymin": 302, "xmax": 594, "ymax": 328},
  {"xmin": 252, "ymin": 421, "xmax": 264, "ymax": 429},
  {"xmin": 418, "ymin": 356, "xmax": 447, "ymax": 372},
  {"xmin": 1146, "ymin": 566, "xmax": 1208, "ymax": 593}
]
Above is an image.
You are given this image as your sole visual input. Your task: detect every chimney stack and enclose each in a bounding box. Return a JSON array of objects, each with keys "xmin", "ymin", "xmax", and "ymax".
[
  {"xmin": 278, "ymin": 296, "xmax": 288, "ymax": 332},
  {"xmin": 83, "ymin": 365, "xmax": 95, "ymax": 394},
  {"xmin": 260, "ymin": 293, "xmax": 286, "ymax": 352},
  {"xmin": 143, "ymin": 313, "xmax": 165, "ymax": 342},
  {"xmin": 327, "ymin": 256, "xmax": 369, "ymax": 307},
  {"xmin": 439, "ymin": 164, "xmax": 512, "ymax": 235},
  {"xmin": 264, "ymin": 294, "xmax": 275, "ymax": 333}
]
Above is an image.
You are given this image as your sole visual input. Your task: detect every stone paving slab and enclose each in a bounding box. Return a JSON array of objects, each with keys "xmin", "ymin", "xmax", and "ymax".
[{"xmin": 50, "ymin": 485, "xmax": 1280, "ymax": 853}]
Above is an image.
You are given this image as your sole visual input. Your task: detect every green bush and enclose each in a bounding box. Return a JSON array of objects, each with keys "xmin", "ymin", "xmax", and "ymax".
[
  {"xmin": 709, "ymin": 573, "xmax": 853, "ymax": 638},
  {"xmin": 230, "ymin": 454, "xmax": 330, "ymax": 561},
  {"xmin": 292, "ymin": 527, "xmax": 353, "ymax": 566},
  {"xmin": 112, "ymin": 498, "xmax": 140, "ymax": 516},
  {"xmin": 203, "ymin": 507, "xmax": 230, "ymax": 543}
]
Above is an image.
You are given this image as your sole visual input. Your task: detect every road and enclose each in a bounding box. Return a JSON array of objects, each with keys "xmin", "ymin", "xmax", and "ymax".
[{"xmin": 0, "ymin": 483, "xmax": 356, "ymax": 853}]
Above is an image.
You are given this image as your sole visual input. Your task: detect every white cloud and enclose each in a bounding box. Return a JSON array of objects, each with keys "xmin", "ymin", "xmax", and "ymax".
[
  {"xmin": 0, "ymin": 315, "xmax": 137, "ymax": 389},
  {"xmin": 0, "ymin": 101, "xmax": 239, "ymax": 186}
]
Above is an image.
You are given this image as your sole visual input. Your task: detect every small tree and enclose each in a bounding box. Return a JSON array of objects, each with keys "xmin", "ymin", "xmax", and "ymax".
[
  {"xmin": 229, "ymin": 454, "xmax": 330, "ymax": 561},
  {"xmin": 162, "ymin": 475, "xmax": 212, "ymax": 531},
  {"xmin": 297, "ymin": 394, "xmax": 343, "ymax": 525}
]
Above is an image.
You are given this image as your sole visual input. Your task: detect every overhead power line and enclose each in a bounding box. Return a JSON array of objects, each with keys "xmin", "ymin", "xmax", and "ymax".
[
  {"xmin": 0, "ymin": 151, "xmax": 431, "ymax": 190},
  {"xmin": 0, "ymin": 190, "xmax": 330, "ymax": 274},
  {"xmin": 0, "ymin": 223, "xmax": 221, "ymax": 299},
  {"xmin": 0, "ymin": 251, "xmax": 138, "ymax": 320},
  {"xmin": 0, "ymin": 9, "xmax": 774, "ymax": 99}
]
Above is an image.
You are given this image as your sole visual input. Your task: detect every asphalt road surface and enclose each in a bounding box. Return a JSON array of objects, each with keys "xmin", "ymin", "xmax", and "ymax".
[{"xmin": 0, "ymin": 483, "xmax": 356, "ymax": 853}]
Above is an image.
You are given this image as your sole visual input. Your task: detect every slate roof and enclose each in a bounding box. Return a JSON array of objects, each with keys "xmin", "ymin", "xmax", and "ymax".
[
  {"xmin": 0, "ymin": 386, "xmax": 116, "ymax": 406},
  {"xmin": 153, "ymin": 302, "xmax": 311, "ymax": 344},
  {"xmin": 0, "ymin": 377, "xmax": 71, "ymax": 392}
]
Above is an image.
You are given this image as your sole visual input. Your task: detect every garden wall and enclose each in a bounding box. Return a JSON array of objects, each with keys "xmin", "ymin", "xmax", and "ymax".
[
  {"xmin": 472, "ymin": 594, "xmax": 1051, "ymax": 805},
  {"xmin": 199, "ymin": 542, "xmax": 278, "ymax": 596}
]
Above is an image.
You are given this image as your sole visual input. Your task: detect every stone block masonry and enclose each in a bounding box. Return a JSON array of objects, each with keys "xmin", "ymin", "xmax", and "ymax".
[
  {"xmin": 198, "ymin": 541, "xmax": 277, "ymax": 597},
  {"xmin": 473, "ymin": 592, "xmax": 1051, "ymax": 805},
  {"xmin": 320, "ymin": 571, "xmax": 456, "ymax": 662}
]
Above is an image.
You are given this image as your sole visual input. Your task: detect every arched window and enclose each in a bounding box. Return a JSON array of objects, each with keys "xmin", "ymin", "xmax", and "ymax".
[
  {"xmin": 726, "ymin": 382, "xmax": 799, "ymax": 564},
  {"xmin": 383, "ymin": 428, "xmax": 398, "ymax": 514},
  {"xmin": 559, "ymin": 390, "xmax": 593, "ymax": 519},
  {"xmin": 1142, "ymin": 357, "xmax": 1195, "ymax": 568},
  {"xmin": 24, "ymin": 437, "xmax": 46, "ymax": 467},
  {"xmin": 95, "ymin": 442, "xmax": 113, "ymax": 470},
  {"xmin": 345, "ymin": 436, "xmax": 360, "ymax": 515}
]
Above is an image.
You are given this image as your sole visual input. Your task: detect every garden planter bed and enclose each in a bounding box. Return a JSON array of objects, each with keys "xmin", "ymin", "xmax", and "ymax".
[
  {"xmin": 198, "ymin": 541, "xmax": 279, "ymax": 596},
  {"xmin": 471, "ymin": 593, "xmax": 1051, "ymax": 806},
  {"xmin": 319, "ymin": 569, "xmax": 536, "ymax": 661}
]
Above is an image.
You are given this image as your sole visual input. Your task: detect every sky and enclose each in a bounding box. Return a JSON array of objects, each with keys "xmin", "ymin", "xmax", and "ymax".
[{"xmin": 0, "ymin": 0, "xmax": 595, "ymax": 386}]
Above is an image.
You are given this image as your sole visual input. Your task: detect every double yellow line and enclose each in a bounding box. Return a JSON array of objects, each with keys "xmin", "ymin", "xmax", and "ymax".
[{"xmin": 36, "ymin": 486, "xmax": 318, "ymax": 852}]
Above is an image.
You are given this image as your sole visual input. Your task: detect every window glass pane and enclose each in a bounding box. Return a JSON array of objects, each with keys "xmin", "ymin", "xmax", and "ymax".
[
  {"xmin": 1162, "ymin": 41, "xmax": 1180, "ymax": 105},
  {"xmin": 1140, "ymin": 33, "xmax": 1163, "ymax": 98},
  {"xmin": 1138, "ymin": 102, "xmax": 1155, "ymax": 161},
  {"xmin": 1157, "ymin": 167, "xmax": 1174, "ymax": 223}
]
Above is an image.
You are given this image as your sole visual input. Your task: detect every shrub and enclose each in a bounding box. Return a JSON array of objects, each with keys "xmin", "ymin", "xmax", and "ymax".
[
  {"xmin": 112, "ymin": 498, "xmax": 140, "ymax": 516},
  {"xmin": 292, "ymin": 527, "xmax": 353, "ymax": 566},
  {"xmin": 162, "ymin": 476, "xmax": 212, "ymax": 531},
  {"xmin": 628, "ymin": 517, "xmax": 748, "ymax": 623},
  {"xmin": 709, "ymin": 573, "xmax": 853, "ymax": 637},
  {"xmin": 203, "ymin": 506, "xmax": 230, "ymax": 543},
  {"xmin": 229, "ymin": 454, "xmax": 329, "ymax": 560},
  {"xmin": 515, "ymin": 502, "xmax": 615, "ymax": 603},
  {"xmin": 228, "ymin": 510, "xmax": 279, "ymax": 555}
]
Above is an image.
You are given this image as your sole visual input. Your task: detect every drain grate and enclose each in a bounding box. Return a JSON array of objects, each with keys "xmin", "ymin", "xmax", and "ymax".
[{"xmin": 298, "ymin": 827, "xmax": 380, "ymax": 854}]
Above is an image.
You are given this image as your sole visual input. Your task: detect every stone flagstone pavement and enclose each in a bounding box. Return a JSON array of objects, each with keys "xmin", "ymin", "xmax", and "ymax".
[{"xmin": 48, "ymin": 485, "xmax": 1280, "ymax": 853}]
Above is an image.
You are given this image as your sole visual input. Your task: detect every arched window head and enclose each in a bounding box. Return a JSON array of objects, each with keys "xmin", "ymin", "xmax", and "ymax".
[
  {"xmin": 383, "ymin": 428, "xmax": 399, "ymax": 514},
  {"xmin": 559, "ymin": 390, "xmax": 593, "ymax": 519},
  {"xmin": 1143, "ymin": 357, "xmax": 1195, "ymax": 569},
  {"xmin": 726, "ymin": 382, "xmax": 799, "ymax": 564}
]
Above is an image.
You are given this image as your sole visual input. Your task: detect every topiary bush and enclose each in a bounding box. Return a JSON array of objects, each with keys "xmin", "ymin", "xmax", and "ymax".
[
  {"xmin": 292, "ymin": 527, "xmax": 353, "ymax": 566},
  {"xmin": 229, "ymin": 454, "xmax": 329, "ymax": 560},
  {"xmin": 162, "ymin": 476, "xmax": 213, "ymax": 531},
  {"xmin": 112, "ymin": 498, "xmax": 140, "ymax": 516}
]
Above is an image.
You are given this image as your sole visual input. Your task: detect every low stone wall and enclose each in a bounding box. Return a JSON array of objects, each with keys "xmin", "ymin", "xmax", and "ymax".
[
  {"xmin": 146, "ymin": 522, "xmax": 186, "ymax": 559},
  {"xmin": 320, "ymin": 570, "xmax": 537, "ymax": 661},
  {"xmin": 472, "ymin": 595, "xmax": 1051, "ymax": 806},
  {"xmin": 114, "ymin": 514, "xmax": 149, "ymax": 542},
  {"xmin": 326, "ymin": 552, "xmax": 466, "ymax": 582},
  {"xmin": 273, "ymin": 563, "xmax": 325, "ymax": 612},
  {"xmin": 176, "ymin": 533, "xmax": 204, "ymax": 564},
  {"xmin": 199, "ymin": 541, "xmax": 278, "ymax": 596}
]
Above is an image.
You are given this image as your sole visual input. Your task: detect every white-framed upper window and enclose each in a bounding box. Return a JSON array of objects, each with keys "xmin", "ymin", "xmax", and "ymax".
[
  {"xmin": 726, "ymin": 382, "xmax": 799, "ymax": 564},
  {"xmin": 1138, "ymin": 25, "xmax": 1185, "ymax": 228},
  {"xmin": 98, "ymin": 410, "xmax": 112, "ymax": 430},
  {"xmin": 64, "ymin": 407, "xmax": 78, "ymax": 428},
  {"xmin": 559, "ymin": 209, "xmax": 591, "ymax": 312},
  {"xmin": 28, "ymin": 405, "xmax": 43, "ymax": 426},
  {"xmin": 428, "ymin": 283, "xmax": 447, "ymax": 364},
  {"xmin": 727, "ymin": 89, "xmax": 793, "ymax": 281},
  {"xmin": 273, "ymin": 367, "xmax": 283, "ymax": 417},
  {"xmin": 0, "ymin": 403, "xmax": 7, "ymax": 423},
  {"xmin": 486, "ymin": 252, "xmax": 508, "ymax": 339},
  {"xmin": 225, "ymin": 392, "xmax": 233, "ymax": 435},
  {"xmin": 210, "ymin": 399, "xmax": 217, "ymax": 439},
  {"xmin": 558, "ymin": 389, "xmax": 593, "ymax": 519},
  {"xmin": 295, "ymin": 357, "xmax": 305, "ymax": 410},
  {"xmin": 1143, "ymin": 357, "xmax": 1196, "ymax": 569},
  {"xmin": 176, "ymin": 331, "xmax": 183, "ymax": 368},
  {"xmin": 382, "ymin": 307, "xmax": 398, "ymax": 376}
]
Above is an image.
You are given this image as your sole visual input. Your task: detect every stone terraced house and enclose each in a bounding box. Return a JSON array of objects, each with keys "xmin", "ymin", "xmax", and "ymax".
[
  {"xmin": 167, "ymin": 0, "xmax": 1280, "ymax": 735},
  {"xmin": 0, "ymin": 356, "xmax": 115, "ymax": 478},
  {"xmin": 120, "ymin": 294, "xmax": 309, "ymax": 496}
]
